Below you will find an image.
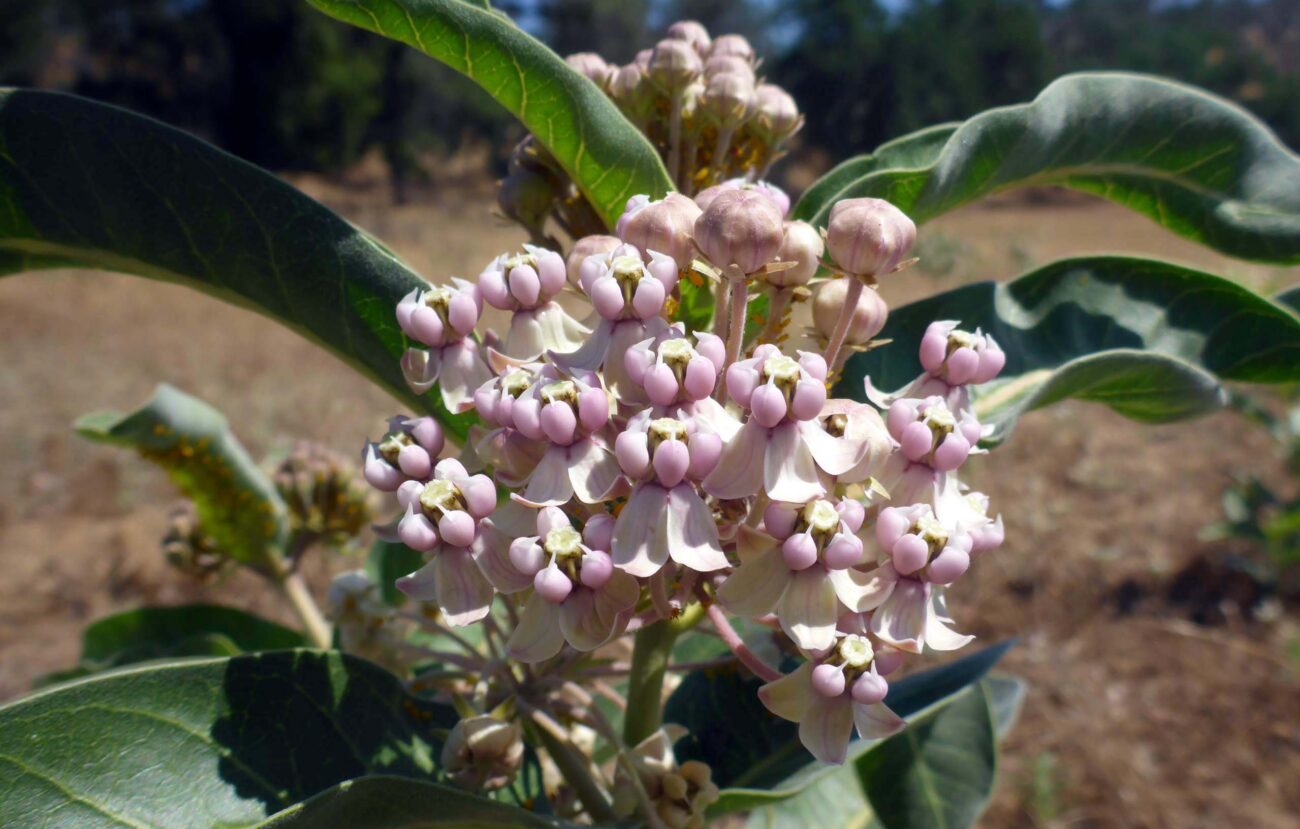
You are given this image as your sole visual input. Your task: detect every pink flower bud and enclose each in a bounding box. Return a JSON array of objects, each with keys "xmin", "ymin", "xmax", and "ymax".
[
  {"xmin": 611, "ymin": 63, "xmax": 652, "ymax": 120},
  {"xmin": 397, "ymin": 443, "xmax": 432, "ymax": 479},
  {"xmin": 364, "ymin": 446, "xmax": 405, "ymax": 492},
  {"xmin": 812, "ymin": 278, "xmax": 889, "ymax": 344},
  {"xmin": 508, "ymin": 262, "xmax": 541, "ymax": 307},
  {"xmin": 726, "ymin": 362, "xmax": 760, "ymax": 408},
  {"xmin": 590, "ymin": 276, "xmax": 625, "ymax": 319},
  {"xmin": 927, "ymin": 546, "xmax": 970, "ymax": 584},
  {"xmin": 752, "ymin": 83, "xmax": 802, "ymax": 143},
  {"xmin": 647, "ymin": 38, "xmax": 702, "ymax": 92},
  {"xmin": 568, "ymin": 235, "xmax": 622, "ymax": 287},
  {"xmin": 399, "ymin": 510, "xmax": 439, "ymax": 552},
  {"xmin": 811, "ymin": 663, "xmax": 847, "ymax": 698},
  {"xmin": 709, "ymin": 33, "xmax": 755, "ymax": 64},
  {"xmin": 764, "ymin": 503, "xmax": 798, "ymax": 539},
  {"xmin": 694, "ymin": 332, "xmax": 725, "ymax": 368},
  {"xmin": 438, "ymin": 510, "xmax": 477, "ymax": 548},
  {"xmin": 703, "ymin": 55, "xmax": 754, "ymax": 82},
  {"xmin": 583, "ymin": 513, "xmax": 616, "ymax": 552},
  {"xmin": 886, "ymin": 399, "xmax": 919, "ymax": 440},
  {"xmin": 970, "ymin": 515, "xmax": 1005, "ymax": 554},
  {"xmin": 825, "ymin": 198, "xmax": 917, "ymax": 278},
  {"xmin": 836, "ymin": 499, "xmax": 866, "ymax": 533},
  {"xmin": 460, "ymin": 477, "xmax": 498, "ymax": 518},
  {"xmin": 580, "ymin": 550, "xmax": 615, "ymax": 589},
  {"xmin": 633, "ymin": 277, "xmax": 667, "ymax": 319},
  {"xmin": 782, "ymin": 533, "xmax": 818, "ymax": 570},
  {"xmin": 535, "ymin": 565, "xmax": 573, "ymax": 604},
  {"xmin": 510, "ymin": 538, "xmax": 545, "ymax": 575},
  {"xmin": 683, "ymin": 356, "xmax": 717, "ymax": 400},
  {"xmin": 945, "ymin": 346, "xmax": 980, "ymax": 386},
  {"xmin": 751, "ymin": 383, "xmax": 790, "ymax": 428},
  {"xmin": 900, "ymin": 421, "xmax": 934, "ymax": 462},
  {"xmin": 768, "ymin": 220, "xmax": 823, "ymax": 287},
  {"xmin": 396, "ymin": 480, "xmax": 425, "ymax": 510},
  {"xmin": 694, "ymin": 189, "xmax": 783, "ymax": 274},
  {"xmin": 876, "ymin": 507, "xmax": 910, "ymax": 548},
  {"xmin": 823, "ymin": 533, "xmax": 863, "ymax": 569},
  {"xmin": 688, "ymin": 432, "xmax": 722, "ymax": 479},
  {"xmin": 541, "ymin": 401, "xmax": 577, "ymax": 445},
  {"xmin": 851, "ymin": 671, "xmax": 889, "ymax": 705},
  {"xmin": 644, "ymin": 363, "xmax": 680, "ymax": 405},
  {"xmin": 666, "ymin": 20, "xmax": 711, "ymax": 55},
  {"xmin": 931, "ymin": 434, "xmax": 972, "ymax": 472},
  {"xmin": 699, "ymin": 71, "xmax": 754, "ymax": 128},
  {"xmin": 790, "ymin": 379, "xmax": 826, "ymax": 422},
  {"xmin": 615, "ymin": 431, "xmax": 651, "ymax": 478},
  {"xmin": 577, "ymin": 388, "xmax": 610, "ymax": 431},
  {"xmin": 653, "ymin": 439, "xmax": 691, "ymax": 488},
  {"xmin": 892, "ymin": 534, "xmax": 929, "ymax": 575},
  {"xmin": 619, "ymin": 193, "xmax": 702, "ymax": 270},
  {"xmin": 566, "ymin": 52, "xmax": 612, "ymax": 86}
]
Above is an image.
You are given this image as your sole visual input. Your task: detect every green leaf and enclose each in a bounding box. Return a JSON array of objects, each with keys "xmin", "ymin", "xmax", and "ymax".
[
  {"xmin": 837, "ymin": 256, "xmax": 1300, "ymax": 439},
  {"xmin": 75, "ymin": 384, "xmax": 290, "ymax": 568},
  {"xmin": 254, "ymin": 776, "xmax": 564, "ymax": 828},
  {"xmin": 1276, "ymin": 284, "xmax": 1300, "ymax": 313},
  {"xmin": 0, "ymin": 88, "xmax": 473, "ymax": 440},
  {"xmin": 40, "ymin": 604, "xmax": 307, "ymax": 685},
  {"xmin": 664, "ymin": 640, "xmax": 1012, "ymax": 816},
  {"xmin": 794, "ymin": 73, "xmax": 1300, "ymax": 263},
  {"xmin": 0, "ymin": 650, "xmax": 459, "ymax": 829},
  {"xmin": 858, "ymin": 684, "xmax": 996, "ymax": 829},
  {"xmin": 307, "ymin": 0, "xmax": 672, "ymax": 229},
  {"xmin": 747, "ymin": 676, "xmax": 1025, "ymax": 829},
  {"xmin": 367, "ymin": 539, "xmax": 427, "ymax": 607}
]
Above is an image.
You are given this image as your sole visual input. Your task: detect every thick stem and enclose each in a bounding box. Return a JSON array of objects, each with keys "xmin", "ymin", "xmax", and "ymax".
[
  {"xmin": 667, "ymin": 96, "xmax": 684, "ymax": 186},
  {"xmin": 279, "ymin": 569, "xmax": 332, "ymax": 649},
  {"xmin": 622, "ymin": 604, "xmax": 705, "ymax": 746},
  {"xmin": 711, "ymin": 277, "xmax": 730, "ymax": 338},
  {"xmin": 821, "ymin": 276, "xmax": 865, "ymax": 375},
  {"xmin": 760, "ymin": 286, "xmax": 792, "ymax": 344},
  {"xmin": 706, "ymin": 604, "xmax": 781, "ymax": 681},
  {"xmin": 723, "ymin": 269, "xmax": 749, "ymax": 371}
]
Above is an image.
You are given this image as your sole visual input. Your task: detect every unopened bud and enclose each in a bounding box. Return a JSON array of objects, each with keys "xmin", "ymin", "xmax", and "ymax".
[
  {"xmin": 619, "ymin": 192, "xmax": 702, "ymax": 269},
  {"xmin": 611, "ymin": 63, "xmax": 653, "ymax": 121},
  {"xmin": 666, "ymin": 20, "xmax": 711, "ymax": 55},
  {"xmin": 647, "ymin": 39, "xmax": 702, "ymax": 93},
  {"xmin": 565, "ymin": 52, "xmax": 612, "ymax": 87},
  {"xmin": 703, "ymin": 54, "xmax": 754, "ymax": 82},
  {"xmin": 709, "ymin": 33, "xmax": 755, "ymax": 64},
  {"xmin": 694, "ymin": 188, "xmax": 783, "ymax": 274},
  {"xmin": 752, "ymin": 83, "xmax": 802, "ymax": 143},
  {"xmin": 825, "ymin": 198, "xmax": 917, "ymax": 278},
  {"xmin": 699, "ymin": 71, "xmax": 754, "ymax": 128},
  {"xmin": 768, "ymin": 220, "xmax": 823, "ymax": 287},
  {"xmin": 567, "ymin": 234, "xmax": 622, "ymax": 287},
  {"xmin": 441, "ymin": 715, "xmax": 525, "ymax": 792},
  {"xmin": 813, "ymin": 278, "xmax": 888, "ymax": 344}
]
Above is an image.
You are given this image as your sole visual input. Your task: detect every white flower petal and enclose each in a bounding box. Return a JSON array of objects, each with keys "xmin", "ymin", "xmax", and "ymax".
[
  {"xmin": 828, "ymin": 563, "xmax": 898, "ymax": 613},
  {"xmin": 666, "ymin": 485, "xmax": 729, "ymax": 572},
  {"xmin": 612, "ymin": 483, "xmax": 672, "ymax": 577},
  {"xmin": 853, "ymin": 701, "xmax": 906, "ymax": 741},
  {"xmin": 569, "ymin": 438, "xmax": 626, "ymax": 503},
  {"xmin": 799, "ymin": 419, "xmax": 867, "ymax": 477},
  {"xmin": 518, "ymin": 444, "xmax": 574, "ymax": 507},
  {"xmin": 507, "ymin": 591, "xmax": 566, "ymax": 662},
  {"xmin": 437, "ymin": 341, "xmax": 493, "ymax": 413},
  {"xmin": 798, "ymin": 696, "xmax": 854, "ymax": 765},
  {"xmin": 765, "ymin": 422, "xmax": 825, "ymax": 503},
  {"xmin": 758, "ymin": 662, "xmax": 815, "ymax": 723},
  {"xmin": 779, "ymin": 567, "xmax": 839, "ymax": 651},
  {"xmin": 870, "ymin": 578, "xmax": 929, "ymax": 654},
  {"xmin": 703, "ymin": 419, "xmax": 767, "ymax": 500},
  {"xmin": 433, "ymin": 548, "xmax": 494, "ymax": 627},
  {"xmin": 717, "ymin": 546, "xmax": 789, "ymax": 617}
]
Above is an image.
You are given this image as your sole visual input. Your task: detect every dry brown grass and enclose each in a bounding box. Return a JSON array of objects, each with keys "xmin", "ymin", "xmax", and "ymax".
[{"xmin": 1, "ymin": 184, "xmax": 1298, "ymax": 828}]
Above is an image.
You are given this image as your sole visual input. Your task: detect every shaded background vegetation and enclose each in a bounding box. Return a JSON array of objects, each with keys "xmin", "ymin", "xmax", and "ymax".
[{"xmin": 3, "ymin": 0, "xmax": 1296, "ymax": 197}]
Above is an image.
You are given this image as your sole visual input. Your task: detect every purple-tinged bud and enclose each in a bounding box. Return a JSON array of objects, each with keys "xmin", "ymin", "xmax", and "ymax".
[
  {"xmin": 886, "ymin": 396, "xmax": 978, "ymax": 471},
  {"xmin": 703, "ymin": 54, "xmax": 754, "ymax": 82},
  {"xmin": 653, "ymin": 439, "xmax": 691, "ymax": 488},
  {"xmin": 618, "ymin": 193, "xmax": 703, "ymax": 270},
  {"xmin": 688, "ymin": 432, "xmax": 722, "ymax": 479},
  {"xmin": 611, "ymin": 63, "xmax": 653, "ymax": 121},
  {"xmin": 696, "ymin": 179, "xmax": 788, "ymax": 217},
  {"xmin": 782, "ymin": 533, "xmax": 818, "ymax": 570},
  {"xmin": 535, "ymin": 564, "xmax": 573, "ymax": 603},
  {"xmin": 768, "ymin": 220, "xmax": 823, "ymax": 287},
  {"xmin": 510, "ymin": 537, "xmax": 546, "ymax": 576},
  {"xmin": 363, "ymin": 416, "xmax": 445, "ymax": 491},
  {"xmin": 480, "ymin": 246, "xmax": 566, "ymax": 311},
  {"xmin": 709, "ymin": 33, "xmax": 755, "ymax": 64},
  {"xmin": 699, "ymin": 71, "xmax": 754, "ymax": 129},
  {"xmin": 580, "ymin": 550, "xmax": 614, "ymax": 589},
  {"xmin": 813, "ymin": 278, "xmax": 889, "ymax": 345},
  {"xmin": 823, "ymin": 533, "xmax": 863, "ymax": 569},
  {"xmin": 568, "ymin": 234, "xmax": 622, "ymax": 287},
  {"xmin": 811, "ymin": 663, "xmax": 847, "ymax": 698},
  {"xmin": 851, "ymin": 671, "xmax": 889, "ymax": 705},
  {"xmin": 647, "ymin": 39, "xmax": 702, "ymax": 93},
  {"xmin": 752, "ymin": 83, "xmax": 802, "ymax": 143},
  {"xmin": 397, "ymin": 280, "xmax": 483, "ymax": 348},
  {"xmin": 694, "ymin": 188, "xmax": 783, "ymax": 274},
  {"xmin": 825, "ymin": 198, "xmax": 917, "ymax": 278},
  {"xmin": 634, "ymin": 48, "xmax": 653, "ymax": 70},
  {"xmin": 892, "ymin": 533, "xmax": 930, "ymax": 575},
  {"xmin": 442, "ymin": 715, "xmax": 525, "ymax": 792},
  {"xmin": 583, "ymin": 513, "xmax": 616, "ymax": 553},
  {"xmin": 927, "ymin": 546, "xmax": 970, "ymax": 584},
  {"xmin": 438, "ymin": 510, "xmax": 477, "ymax": 548},
  {"xmin": 764, "ymin": 501, "xmax": 799, "ymax": 539},
  {"xmin": 566, "ymin": 52, "xmax": 612, "ymax": 87},
  {"xmin": 666, "ymin": 19, "xmax": 711, "ymax": 55},
  {"xmin": 919, "ymin": 321, "xmax": 1006, "ymax": 386}
]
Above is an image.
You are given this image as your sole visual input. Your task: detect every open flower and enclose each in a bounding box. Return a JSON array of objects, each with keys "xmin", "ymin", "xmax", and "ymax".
[
  {"xmin": 876, "ymin": 503, "xmax": 974, "ymax": 585},
  {"xmin": 506, "ymin": 509, "xmax": 640, "ymax": 661},
  {"xmin": 866, "ymin": 321, "xmax": 1006, "ymax": 415},
  {"xmin": 718, "ymin": 496, "xmax": 880, "ymax": 650},
  {"xmin": 758, "ymin": 634, "xmax": 905, "ymax": 764},
  {"xmin": 396, "ymin": 280, "xmax": 492, "ymax": 412},
  {"xmin": 479, "ymin": 245, "xmax": 589, "ymax": 359},
  {"xmin": 611, "ymin": 415, "xmax": 728, "ymax": 577},
  {"xmin": 362, "ymin": 416, "xmax": 445, "ymax": 491},
  {"xmin": 705, "ymin": 345, "xmax": 866, "ymax": 502},
  {"xmin": 393, "ymin": 459, "xmax": 500, "ymax": 626},
  {"xmin": 861, "ymin": 567, "xmax": 974, "ymax": 654},
  {"xmin": 509, "ymin": 367, "xmax": 624, "ymax": 506}
]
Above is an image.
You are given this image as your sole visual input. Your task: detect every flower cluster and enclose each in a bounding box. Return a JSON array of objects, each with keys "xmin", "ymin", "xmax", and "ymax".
[{"xmin": 343, "ymin": 17, "xmax": 1010, "ymax": 820}]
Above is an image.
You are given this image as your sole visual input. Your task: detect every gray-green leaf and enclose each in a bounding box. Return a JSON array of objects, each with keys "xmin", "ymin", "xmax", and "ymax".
[
  {"xmin": 75, "ymin": 384, "xmax": 290, "ymax": 568},
  {"xmin": 307, "ymin": 0, "xmax": 673, "ymax": 229},
  {"xmin": 837, "ymin": 256, "xmax": 1300, "ymax": 439},
  {"xmin": 0, "ymin": 650, "xmax": 457, "ymax": 829},
  {"xmin": 0, "ymin": 89, "xmax": 473, "ymax": 440},
  {"xmin": 794, "ymin": 73, "xmax": 1300, "ymax": 264}
]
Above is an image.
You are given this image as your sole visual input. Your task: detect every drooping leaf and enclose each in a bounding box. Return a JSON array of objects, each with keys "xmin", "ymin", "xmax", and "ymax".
[
  {"xmin": 838, "ymin": 256, "xmax": 1300, "ymax": 439},
  {"xmin": 794, "ymin": 73, "xmax": 1300, "ymax": 264},
  {"xmin": 38, "ymin": 604, "xmax": 307, "ymax": 686},
  {"xmin": 664, "ymin": 640, "xmax": 1012, "ymax": 816},
  {"xmin": 0, "ymin": 89, "xmax": 474, "ymax": 440},
  {"xmin": 367, "ymin": 539, "xmax": 427, "ymax": 607},
  {"xmin": 306, "ymin": 0, "xmax": 672, "ymax": 230},
  {"xmin": 0, "ymin": 651, "xmax": 458, "ymax": 829},
  {"xmin": 746, "ymin": 676, "xmax": 1025, "ymax": 829},
  {"xmin": 858, "ymin": 684, "xmax": 996, "ymax": 829},
  {"xmin": 75, "ymin": 384, "xmax": 289, "ymax": 568},
  {"xmin": 254, "ymin": 776, "xmax": 564, "ymax": 829}
]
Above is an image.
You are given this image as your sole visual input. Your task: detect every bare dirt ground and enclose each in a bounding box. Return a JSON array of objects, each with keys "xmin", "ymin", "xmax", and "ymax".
[{"xmin": 1, "ymin": 184, "xmax": 1298, "ymax": 828}]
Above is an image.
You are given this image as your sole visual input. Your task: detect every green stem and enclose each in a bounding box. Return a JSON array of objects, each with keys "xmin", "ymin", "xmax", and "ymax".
[
  {"xmin": 622, "ymin": 603, "xmax": 705, "ymax": 746},
  {"xmin": 267, "ymin": 557, "xmax": 331, "ymax": 649},
  {"xmin": 529, "ymin": 716, "xmax": 618, "ymax": 823}
]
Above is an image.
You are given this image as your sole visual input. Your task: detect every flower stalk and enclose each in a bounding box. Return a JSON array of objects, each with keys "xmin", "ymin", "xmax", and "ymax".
[{"xmin": 623, "ymin": 603, "xmax": 705, "ymax": 746}]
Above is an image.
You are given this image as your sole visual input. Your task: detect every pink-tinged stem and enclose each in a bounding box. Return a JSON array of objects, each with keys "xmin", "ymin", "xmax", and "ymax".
[
  {"xmin": 760, "ymin": 286, "xmax": 792, "ymax": 344},
  {"xmin": 667, "ymin": 96, "xmax": 684, "ymax": 187},
  {"xmin": 723, "ymin": 266, "xmax": 749, "ymax": 371},
  {"xmin": 821, "ymin": 275, "xmax": 864, "ymax": 374},
  {"xmin": 706, "ymin": 604, "xmax": 781, "ymax": 682}
]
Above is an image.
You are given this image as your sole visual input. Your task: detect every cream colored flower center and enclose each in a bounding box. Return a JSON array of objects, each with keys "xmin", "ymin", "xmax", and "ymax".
[
  {"xmin": 823, "ymin": 412, "xmax": 849, "ymax": 438},
  {"xmin": 837, "ymin": 634, "xmax": 874, "ymax": 669},
  {"xmin": 421, "ymin": 285, "xmax": 454, "ymax": 323},
  {"xmin": 947, "ymin": 329, "xmax": 976, "ymax": 352},
  {"xmin": 378, "ymin": 431, "xmax": 413, "ymax": 464},
  {"xmin": 804, "ymin": 499, "xmax": 841, "ymax": 534},
  {"xmin": 541, "ymin": 380, "xmax": 579, "ymax": 407},
  {"xmin": 916, "ymin": 513, "xmax": 949, "ymax": 555},
  {"xmin": 658, "ymin": 337, "xmax": 694, "ymax": 369},
  {"xmin": 502, "ymin": 252, "xmax": 536, "ymax": 271},
  {"xmin": 648, "ymin": 417, "xmax": 689, "ymax": 453},
  {"xmin": 762, "ymin": 355, "xmax": 801, "ymax": 384},
  {"xmin": 501, "ymin": 369, "xmax": 532, "ymax": 398},
  {"xmin": 544, "ymin": 526, "xmax": 583, "ymax": 559},
  {"xmin": 419, "ymin": 478, "xmax": 464, "ymax": 515}
]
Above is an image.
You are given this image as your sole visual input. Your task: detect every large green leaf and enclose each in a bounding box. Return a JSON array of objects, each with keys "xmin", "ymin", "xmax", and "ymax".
[
  {"xmin": 0, "ymin": 650, "xmax": 458, "ymax": 828},
  {"xmin": 838, "ymin": 256, "xmax": 1300, "ymax": 439},
  {"xmin": 40, "ymin": 603, "xmax": 307, "ymax": 685},
  {"xmin": 307, "ymin": 0, "xmax": 672, "ymax": 229},
  {"xmin": 255, "ymin": 776, "xmax": 563, "ymax": 828},
  {"xmin": 0, "ymin": 88, "xmax": 473, "ymax": 440},
  {"xmin": 859, "ymin": 684, "xmax": 996, "ymax": 829},
  {"xmin": 794, "ymin": 73, "xmax": 1300, "ymax": 264},
  {"xmin": 664, "ymin": 641, "xmax": 1012, "ymax": 816},
  {"xmin": 76, "ymin": 384, "xmax": 290, "ymax": 568},
  {"xmin": 747, "ymin": 677, "xmax": 1025, "ymax": 829}
]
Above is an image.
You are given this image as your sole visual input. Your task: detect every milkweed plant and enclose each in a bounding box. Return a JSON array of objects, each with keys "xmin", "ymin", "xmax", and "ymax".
[{"xmin": 2, "ymin": 3, "xmax": 1300, "ymax": 829}]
